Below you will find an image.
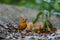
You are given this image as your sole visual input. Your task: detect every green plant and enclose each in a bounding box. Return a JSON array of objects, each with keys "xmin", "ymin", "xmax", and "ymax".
[
  {"xmin": 43, "ymin": 13, "xmax": 53, "ymax": 31},
  {"xmin": 33, "ymin": 11, "xmax": 43, "ymax": 24},
  {"xmin": 33, "ymin": 10, "xmax": 53, "ymax": 31},
  {"xmin": 43, "ymin": 19, "xmax": 53, "ymax": 31}
]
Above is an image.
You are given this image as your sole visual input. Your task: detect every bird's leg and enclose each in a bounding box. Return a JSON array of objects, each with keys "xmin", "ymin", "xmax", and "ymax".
[{"xmin": 17, "ymin": 30, "xmax": 22, "ymax": 35}]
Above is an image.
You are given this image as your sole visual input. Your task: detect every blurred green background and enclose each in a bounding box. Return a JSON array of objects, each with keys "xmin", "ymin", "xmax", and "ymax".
[
  {"xmin": 0, "ymin": 0, "xmax": 60, "ymax": 20},
  {"xmin": 0, "ymin": 0, "xmax": 60, "ymax": 12}
]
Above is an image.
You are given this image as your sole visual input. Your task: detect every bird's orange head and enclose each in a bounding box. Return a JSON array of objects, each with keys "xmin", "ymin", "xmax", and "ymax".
[{"xmin": 20, "ymin": 18, "xmax": 27, "ymax": 23}]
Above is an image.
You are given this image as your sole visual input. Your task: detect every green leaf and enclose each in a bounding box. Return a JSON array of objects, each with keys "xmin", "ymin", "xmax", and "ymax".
[
  {"xmin": 43, "ymin": 19, "xmax": 53, "ymax": 31},
  {"xmin": 47, "ymin": 20, "xmax": 53, "ymax": 30},
  {"xmin": 33, "ymin": 11, "xmax": 43, "ymax": 24},
  {"xmin": 43, "ymin": 19, "xmax": 47, "ymax": 29},
  {"xmin": 40, "ymin": 1, "xmax": 50, "ymax": 10},
  {"xmin": 54, "ymin": 0, "xmax": 59, "ymax": 10}
]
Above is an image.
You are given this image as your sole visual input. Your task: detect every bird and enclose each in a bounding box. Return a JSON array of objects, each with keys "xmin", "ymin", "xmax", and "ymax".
[{"xmin": 16, "ymin": 18, "xmax": 27, "ymax": 31}]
